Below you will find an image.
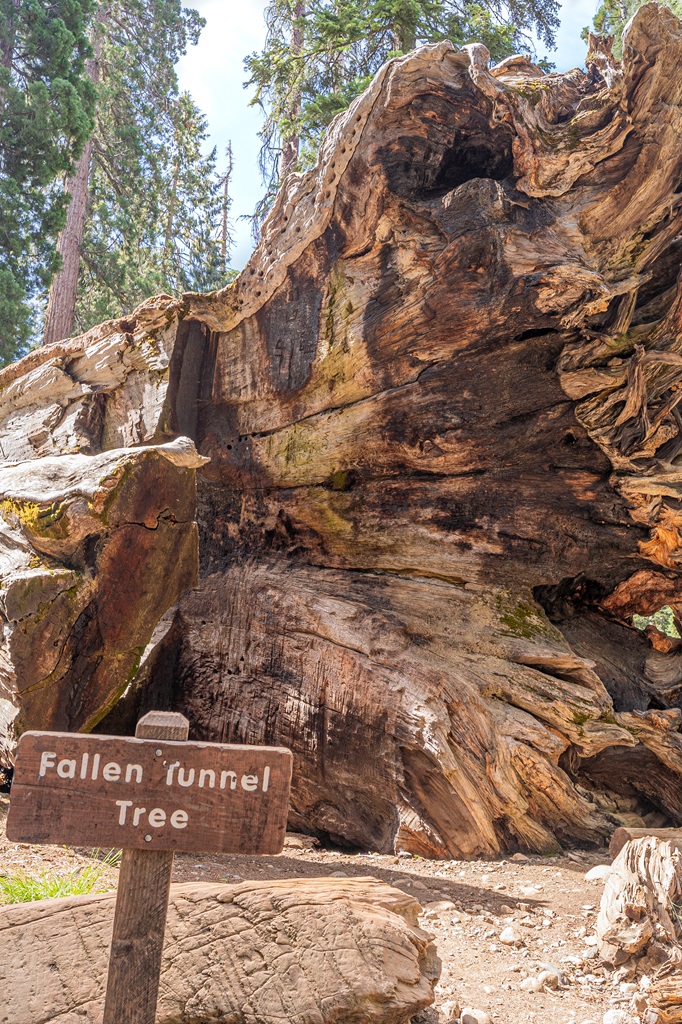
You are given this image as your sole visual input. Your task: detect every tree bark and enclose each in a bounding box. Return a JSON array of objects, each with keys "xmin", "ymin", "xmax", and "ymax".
[
  {"xmin": 43, "ymin": 8, "xmax": 106, "ymax": 346},
  {"xmin": 221, "ymin": 141, "xmax": 233, "ymax": 267},
  {"xmin": 6, "ymin": 6, "xmax": 682, "ymax": 860},
  {"xmin": 279, "ymin": 1, "xmax": 304, "ymax": 180},
  {"xmin": 0, "ymin": 0, "xmax": 21, "ymax": 70}
]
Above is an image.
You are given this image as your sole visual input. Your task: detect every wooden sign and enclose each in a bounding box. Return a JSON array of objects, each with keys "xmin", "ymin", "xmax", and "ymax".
[
  {"xmin": 6, "ymin": 711, "xmax": 293, "ymax": 1024},
  {"xmin": 7, "ymin": 729, "xmax": 292, "ymax": 854}
]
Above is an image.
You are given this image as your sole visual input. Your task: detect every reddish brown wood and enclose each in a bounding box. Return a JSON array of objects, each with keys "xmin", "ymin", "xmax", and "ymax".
[
  {"xmin": 7, "ymin": 726, "xmax": 292, "ymax": 853},
  {"xmin": 609, "ymin": 826, "xmax": 682, "ymax": 861}
]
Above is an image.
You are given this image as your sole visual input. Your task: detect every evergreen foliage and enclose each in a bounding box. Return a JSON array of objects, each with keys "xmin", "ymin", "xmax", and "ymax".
[
  {"xmin": 72, "ymin": 1, "xmax": 228, "ymax": 333},
  {"xmin": 586, "ymin": 1, "xmax": 682, "ymax": 56},
  {"xmin": 0, "ymin": 0, "xmax": 96, "ymax": 360},
  {"xmin": 245, "ymin": 0, "xmax": 560, "ymax": 203}
]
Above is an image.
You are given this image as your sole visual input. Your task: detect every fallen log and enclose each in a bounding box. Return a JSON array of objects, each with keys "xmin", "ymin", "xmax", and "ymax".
[
  {"xmin": 7, "ymin": 5, "xmax": 682, "ymax": 856},
  {"xmin": 0, "ymin": 877, "xmax": 439, "ymax": 1024},
  {"xmin": 611, "ymin": 827, "xmax": 682, "ymax": 860}
]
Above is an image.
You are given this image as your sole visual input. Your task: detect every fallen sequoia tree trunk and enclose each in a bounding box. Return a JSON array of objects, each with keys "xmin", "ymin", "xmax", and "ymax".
[
  {"xmin": 5, "ymin": 4, "xmax": 682, "ymax": 856},
  {"xmin": 0, "ymin": 877, "xmax": 439, "ymax": 1023}
]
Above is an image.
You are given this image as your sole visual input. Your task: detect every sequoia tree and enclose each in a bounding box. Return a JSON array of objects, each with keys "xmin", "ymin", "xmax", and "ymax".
[
  {"xmin": 5, "ymin": 4, "xmax": 682, "ymax": 860},
  {"xmin": 43, "ymin": 0, "xmax": 226, "ymax": 345},
  {"xmin": 0, "ymin": 0, "xmax": 95, "ymax": 361}
]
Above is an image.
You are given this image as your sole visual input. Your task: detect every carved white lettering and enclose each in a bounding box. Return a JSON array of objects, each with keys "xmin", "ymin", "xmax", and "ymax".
[
  {"xmin": 91, "ymin": 753, "xmax": 100, "ymax": 780},
  {"xmin": 132, "ymin": 806, "xmax": 147, "ymax": 826},
  {"xmin": 198, "ymin": 768, "xmax": 215, "ymax": 788},
  {"xmin": 220, "ymin": 770, "xmax": 237, "ymax": 790},
  {"xmin": 57, "ymin": 758, "xmax": 76, "ymax": 779},
  {"xmin": 102, "ymin": 761, "xmax": 121, "ymax": 782},
  {"xmin": 39, "ymin": 751, "xmax": 56, "ymax": 777},
  {"xmin": 116, "ymin": 800, "xmax": 132, "ymax": 825},
  {"xmin": 148, "ymin": 808, "xmax": 166, "ymax": 828},
  {"xmin": 125, "ymin": 763, "xmax": 143, "ymax": 783},
  {"xmin": 165, "ymin": 761, "xmax": 180, "ymax": 785},
  {"xmin": 170, "ymin": 809, "xmax": 188, "ymax": 829},
  {"xmin": 79, "ymin": 753, "xmax": 89, "ymax": 779},
  {"xmin": 178, "ymin": 767, "xmax": 195, "ymax": 787},
  {"xmin": 241, "ymin": 773, "xmax": 258, "ymax": 791},
  {"xmin": 262, "ymin": 766, "xmax": 270, "ymax": 792}
]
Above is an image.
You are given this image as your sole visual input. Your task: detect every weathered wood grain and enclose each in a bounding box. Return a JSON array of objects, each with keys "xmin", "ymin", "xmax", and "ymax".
[
  {"xmin": 102, "ymin": 712, "xmax": 189, "ymax": 1024},
  {"xmin": 610, "ymin": 827, "xmax": 682, "ymax": 861},
  {"xmin": 0, "ymin": 439, "xmax": 207, "ymax": 764},
  {"xmin": 6, "ymin": 7, "xmax": 682, "ymax": 857},
  {"xmin": 597, "ymin": 835, "xmax": 682, "ymax": 966},
  {"xmin": 7, "ymin": 728, "xmax": 292, "ymax": 853},
  {"xmin": 0, "ymin": 878, "xmax": 439, "ymax": 1024}
]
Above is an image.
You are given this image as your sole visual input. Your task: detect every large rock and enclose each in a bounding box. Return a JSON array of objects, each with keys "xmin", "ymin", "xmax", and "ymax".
[
  {"xmin": 6, "ymin": 6, "xmax": 682, "ymax": 856},
  {"xmin": 0, "ymin": 878, "xmax": 440, "ymax": 1024}
]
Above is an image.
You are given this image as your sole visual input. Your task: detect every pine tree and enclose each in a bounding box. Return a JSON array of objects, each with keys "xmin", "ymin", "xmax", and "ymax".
[
  {"xmin": 0, "ymin": 0, "xmax": 96, "ymax": 362},
  {"xmin": 586, "ymin": 0, "xmax": 682, "ymax": 56},
  {"xmin": 245, "ymin": 0, "xmax": 560, "ymax": 200},
  {"xmin": 44, "ymin": 0, "xmax": 228, "ymax": 343}
]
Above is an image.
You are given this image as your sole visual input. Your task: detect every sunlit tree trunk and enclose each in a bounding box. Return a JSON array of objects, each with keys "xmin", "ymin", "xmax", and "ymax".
[
  {"xmin": 43, "ymin": 8, "xmax": 107, "ymax": 346},
  {"xmin": 280, "ymin": 1, "xmax": 304, "ymax": 179}
]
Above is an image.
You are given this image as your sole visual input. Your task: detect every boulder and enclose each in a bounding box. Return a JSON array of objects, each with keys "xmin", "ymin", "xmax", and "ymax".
[{"xmin": 0, "ymin": 877, "xmax": 440, "ymax": 1024}]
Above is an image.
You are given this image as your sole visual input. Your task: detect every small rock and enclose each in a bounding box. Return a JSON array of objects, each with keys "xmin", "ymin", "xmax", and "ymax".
[
  {"xmin": 603, "ymin": 1011, "xmax": 636, "ymax": 1024},
  {"xmin": 460, "ymin": 1008, "xmax": 492, "ymax": 1024},
  {"xmin": 498, "ymin": 904, "xmax": 514, "ymax": 915},
  {"xmin": 613, "ymin": 965, "xmax": 636, "ymax": 983},
  {"xmin": 519, "ymin": 976, "xmax": 542, "ymax": 992},
  {"xmin": 330, "ymin": 871, "xmax": 348, "ymax": 878},
  {"xmin": 585, "ymin": 864, "xmax": 612, "ymax": 882},
  {"xmin": 539, "ymin": 962, "xmax": 564, "ymax": 984},
  {"xmin": 538, "ymin": 969, "xmax": 559, "ymax": 990},
  {"xmin": 500, "ymin": 925, "xmax": 523, "ymax": 946},
  {"xmin": 632, "ymin": 993, "xmax": 648, "ymax": 1013},
  {"xmin": 439, "ymin": 998, "xmax": 461, "ymax": 1023},
  {"xmin": 511, "ymin": 852, "xmax": 529, "ymax": 863},
  {"xmin": 422, "ymin": 900, "xmax": 458, "ymax": 918},
  {"xmin": 582, "ymin": 945, "xmax": 599, "ymax": 960}
]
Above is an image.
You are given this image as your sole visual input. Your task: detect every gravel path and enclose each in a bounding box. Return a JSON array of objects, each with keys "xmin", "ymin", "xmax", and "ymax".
[{"xmin": 0, "ymin": 795, "xmax": 643, "ymax": 1023}]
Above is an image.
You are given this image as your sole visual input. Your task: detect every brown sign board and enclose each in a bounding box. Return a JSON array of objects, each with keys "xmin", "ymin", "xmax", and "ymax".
[{"xmin": 7, "ymin": 731, "xmax": 293, "ymax": 855}]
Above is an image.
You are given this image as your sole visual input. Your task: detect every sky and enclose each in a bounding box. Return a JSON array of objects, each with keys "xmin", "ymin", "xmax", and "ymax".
[{"xmin": 177, "ymin": 0, "xmax": 599, "ymax": 272}]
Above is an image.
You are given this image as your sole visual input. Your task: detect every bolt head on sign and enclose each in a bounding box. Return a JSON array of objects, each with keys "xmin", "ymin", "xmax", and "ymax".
[{"xmin": 6, "ymin": 731, "xmax": 293, "ymax": 855}]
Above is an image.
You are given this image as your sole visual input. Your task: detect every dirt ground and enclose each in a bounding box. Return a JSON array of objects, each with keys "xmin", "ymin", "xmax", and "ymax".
[{"xmin": 0, "ymin": 794, "xmax": 639, "ymax": 1023}]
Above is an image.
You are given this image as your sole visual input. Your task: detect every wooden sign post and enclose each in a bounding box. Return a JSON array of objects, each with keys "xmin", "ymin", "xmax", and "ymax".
[{"xmin": 6, "ymin": 711, "xmax": 293, "ymax": 1024}]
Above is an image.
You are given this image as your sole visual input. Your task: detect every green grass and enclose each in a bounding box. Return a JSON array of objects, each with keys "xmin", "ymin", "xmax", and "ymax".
[{"xmin": 0, "ymin": 850, "xmax": 120, "ymax": 904}]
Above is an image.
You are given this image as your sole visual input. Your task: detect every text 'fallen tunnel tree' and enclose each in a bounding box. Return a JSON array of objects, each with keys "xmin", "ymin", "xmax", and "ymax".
[{"xmin": 2, "ymin": 3, "xmax": 682, "ymax": 857}]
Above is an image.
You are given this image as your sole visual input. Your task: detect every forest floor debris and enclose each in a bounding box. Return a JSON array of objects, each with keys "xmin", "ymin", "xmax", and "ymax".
[{"xmin": 0, "ymin": 795, "xmax": 652, "ymax": 1023}]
